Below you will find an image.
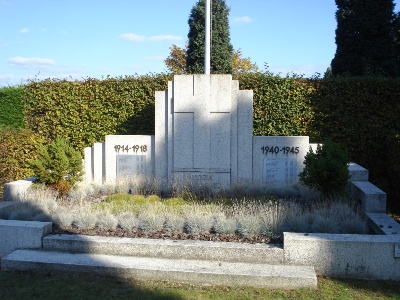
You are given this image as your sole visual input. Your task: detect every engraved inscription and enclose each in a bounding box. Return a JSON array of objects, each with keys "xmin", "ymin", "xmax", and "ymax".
[
  {"xmin": 116, "ymin": 155, "xmax": 146, "ymax": 178},
  {"xmin": 263, "ymin": 157, "xmax": 297, "ymax": 185}
]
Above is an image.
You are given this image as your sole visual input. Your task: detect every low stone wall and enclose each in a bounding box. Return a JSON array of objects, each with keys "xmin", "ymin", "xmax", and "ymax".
[
  {"xmin": 0, "ymin": 220, "xmax": 52, "ymax": 263},
  {"xmin": 283, "ymin": 232, "xmax": 400, "ymax": 280}
]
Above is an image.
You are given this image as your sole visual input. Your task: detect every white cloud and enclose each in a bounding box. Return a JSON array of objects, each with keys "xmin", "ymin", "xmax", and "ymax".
[
  {"xmin": 8, "ymin": 57, "xmax": 56, "ymax": 68},
  {"xmin": 120, "ymin": 33, "xmax": 146, "ymax": 42},
  {"xmin": 232, "ymin": 16, "xmax": 253, "ymax": 24},
  {"xmin": 120, "ymin": 33, "xmax": 182, "ymax": 43},
  {"xmin": 19, "ymin": 27, "xmax": 30, "ymax": 34}
]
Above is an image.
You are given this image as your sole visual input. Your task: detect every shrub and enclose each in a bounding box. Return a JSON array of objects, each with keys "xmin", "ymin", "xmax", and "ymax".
[
  {"xmin": 184, "ymin": 214, "xmax": 212, "ymax": 235},
  {"xmin": 138, "ymin": 213, "xmax": 164, "ymax": 231},
  {"xmin": 118, "ymin": 212, "xmax": 139, "ymax": 229},
  {"xmin": 95, "ymin": 211, "xmax": 118, "ymax": 230},
  {"xmin": 30, "ymin": 137, "xmax": 83, "ymax": 196},
  {"xmin": 73, "ymin": 212, "xmax": 97, "ymax": 229},
  {"xmin": 299, "ymin": 140, "xmax": 350, "ymax": 197},
  {"xmin": 163, "ymin": 213, "xmax": 185, "ymax": 232}
]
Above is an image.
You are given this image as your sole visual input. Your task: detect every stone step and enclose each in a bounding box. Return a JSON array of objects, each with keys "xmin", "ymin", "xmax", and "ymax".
[
  {"xmin": 1, "ymin": 249, "xmax": 317, "ymax": 289},
  {"xmin": 44, "ymin": 234, "xmax": 284, "ymax": 264}
]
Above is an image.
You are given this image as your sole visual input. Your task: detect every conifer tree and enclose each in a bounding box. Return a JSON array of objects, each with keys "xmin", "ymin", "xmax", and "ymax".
[
  {"xmin": 186, "ymin": 0, "xmax": 233, "ymax": 74},
  {"xmin": 331, "ymin": 0, "xmax": 398, "ymax": 77}
]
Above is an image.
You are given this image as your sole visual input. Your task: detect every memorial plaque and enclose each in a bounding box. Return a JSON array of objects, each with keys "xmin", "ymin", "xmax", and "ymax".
[
  {"xmin": 253, "ymin": 136, "xmax": 309, "ymax": 187},
  {"xmin": 263, "ymin": 157, "xmax": 297, "ymax": 185},
  {"xmin": 395, "ymin": 244, "xmax": 400, "ymax": 258},
  {"xmin": 116, "ymin": 155, "xmax": 146, "ymax": 178}
]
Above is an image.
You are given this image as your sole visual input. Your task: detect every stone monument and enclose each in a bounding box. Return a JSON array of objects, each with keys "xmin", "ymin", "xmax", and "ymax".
[{"xmin": 84, "ymin": 74, "xmax": 309, "ymax": 192}]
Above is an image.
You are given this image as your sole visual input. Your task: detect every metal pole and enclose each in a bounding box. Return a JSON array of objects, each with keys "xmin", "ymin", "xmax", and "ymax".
[{"xmin": 205, "ymin": 0, "xmax": 211, "ymax": 74}]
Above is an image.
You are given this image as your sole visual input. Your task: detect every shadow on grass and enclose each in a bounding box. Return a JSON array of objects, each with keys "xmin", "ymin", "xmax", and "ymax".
[
  {"xmin": 319, "ymin": 276, "xmax": 400, "ymax": 299},
  {"xmin": 0, "ymin": 270, "xmax": 183, "ymax": 300}
]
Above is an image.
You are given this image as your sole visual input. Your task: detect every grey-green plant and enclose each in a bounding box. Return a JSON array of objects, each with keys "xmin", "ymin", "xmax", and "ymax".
[
  {"xmin": 211, "ymin": 213, "xmax": 236, "ymax": 235},
  {"xmin": 311, "ymin": 215, "xmax": 341, "ymax": 234},
  {"xmin": 138, "ymin": 213, "xmax": 165, "ymax": 231},
  {"xmin": 73, "ymin": 212, "xmax": 97, "ymax": 229},
  {"xmin": 163, "ymin": 213, "xmax": 185, "ymax": 232},
  {"xmin": 96, "ymin": 211, "xmax": 118, "ymax": 230},
  {"xmin": 184, "ymin": 213, "xmax": 212, "ymax": 234},
  {"xmin": 117, "ymin": 212, "xmax": 139, "ymax": 229},
  {"xmin": 236, "ymin": 215, "xmax": 261, "ymax": 238},
  {"xmin": 53, "ymin": 208, "xmax": 74, "ymax": 227}
]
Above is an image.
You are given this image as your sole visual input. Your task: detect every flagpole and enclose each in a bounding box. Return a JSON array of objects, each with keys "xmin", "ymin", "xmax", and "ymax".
[{"xmin": 205, "ymin": 0, "xmax": 211, "ymax": 74}]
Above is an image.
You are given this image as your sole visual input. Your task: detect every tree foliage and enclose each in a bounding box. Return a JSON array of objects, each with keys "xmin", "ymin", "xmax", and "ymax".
[
  {"xmin": 392, "ymin": 12, "xmax": 400, "ymax": 69},
  {"xmin": 299, "ymin": 141, "xmax": 350, "ymax": 197},
  {"xmin": 331, "ymin": 0, "xmax": 398, "ymax": 77},
  {"xmin": 232, "ymin": 49, "xmax": 259, "ymax": 78},
  {"xmin": 186, "ymin": 0, "xmax": 233, "ymax": 74},
  {"xmin": 164, "ymin": 44, "xmax": 187, "ymax": 74},
  {"xmin": 165, "ymin": 46, "xmax": 258, "ymax": 76}
]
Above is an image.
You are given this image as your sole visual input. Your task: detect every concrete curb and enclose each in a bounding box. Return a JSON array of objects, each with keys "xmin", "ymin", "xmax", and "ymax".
[
  {"xmin": 44, "ymin": 234, "xmax": 284, "ymax": 264},
  {"xmin": 2, "ymin": 249, "xmax": 317, "ymax": 289}
]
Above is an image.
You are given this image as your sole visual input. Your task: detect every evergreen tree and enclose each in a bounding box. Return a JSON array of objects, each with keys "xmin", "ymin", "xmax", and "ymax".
[
  {"xmin": 186, "ymin": 0, "xmax": 233, "ymax": 74},
  {"xmin": 392, "ymin": 12, "xmax": 400, "ymax": 69},
  {"xmin": 331, "ymin": 0, "xmax": 398, "ymax": 77}
]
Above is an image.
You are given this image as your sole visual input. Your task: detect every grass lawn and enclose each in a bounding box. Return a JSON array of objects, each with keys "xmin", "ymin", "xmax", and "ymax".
[{"xmin": 1, "ymin": 271, "xmax": 399, "ymax": 300}]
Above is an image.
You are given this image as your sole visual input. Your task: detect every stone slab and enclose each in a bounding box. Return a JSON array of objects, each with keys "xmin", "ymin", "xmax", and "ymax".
[
  {"xmin": 253, "ymin": 136, "xmax": 309, "ymax": 187},
  {"xmin": 93, "ymin": 142, "xmax": 104, "ymax": 184},
  {"xmin": 351, "ymin": 181, "xmax": 387, "ymax": 213},
  {"xmin": 84, "ymin": 147, "xmax": 93, "ymax": 183},
  {"xmin": 104, "ymin": 135, "xmax": 155, "ymax": 182},
  {"xmin": 2, "ymin": 249, "xmax": 317, "ymax": 288},
  {"xmin": 367, "ymin": 213, "xmax": 400, "ymax": 235},
  {"xmin": 284, "ymin": 232, "xmax": 400, "ymax": 280},
  {"xmin": 348, "ymin": 163, "xmax": 369, "ymax": 182},
  {"xmin": 43, "ymin": 234, "xmax": 283, "ymax": 264},
  {"xmin": 0, "ymin": 220, "xmax": 52, "ymax": 259}
]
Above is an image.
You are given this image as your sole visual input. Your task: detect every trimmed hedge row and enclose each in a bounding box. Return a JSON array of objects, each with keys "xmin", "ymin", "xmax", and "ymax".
[
  {"xmin": 238, "ymin": 73, "xmax": 316, "ymax": 138},
  {"xmin": 310, "ymin": 77, "xmax": 400, "ymax": 211},
  {"xmin": 0, "ymin": 86, "xmax": 25, "ymax": 129},
  {"xmin": 24, "ymin": 74, "xmax": 172, "ymax": 150}
]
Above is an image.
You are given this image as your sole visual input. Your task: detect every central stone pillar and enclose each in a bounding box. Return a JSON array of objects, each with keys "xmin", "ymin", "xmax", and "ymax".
[{"xmin": 155, "ymin": 75, "xmax": 253, "ymax": 192}]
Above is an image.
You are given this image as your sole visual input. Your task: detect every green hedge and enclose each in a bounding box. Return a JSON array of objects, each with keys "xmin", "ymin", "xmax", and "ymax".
[
  {"xmin": 310, "ymin": 77, "xmax": 400, "ymax": 211},
  {"xmin": 0, "ymin": 86, "xmax": 25, "ymax": 129},
  {"xmin": 24, "ymin": 74, "xmax": 172, "ymax": 151}
]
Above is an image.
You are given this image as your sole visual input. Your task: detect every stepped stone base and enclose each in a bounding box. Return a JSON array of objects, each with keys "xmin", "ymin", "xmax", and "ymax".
[{"xmin": 2, "ymin": 249, "xmax": 317, "ymax": 289}]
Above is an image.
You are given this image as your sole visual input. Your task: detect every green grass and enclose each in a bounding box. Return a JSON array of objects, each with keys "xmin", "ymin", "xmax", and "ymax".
[{"xmin": 1, "ymin": 271, "xmax": 399, "ymax": 300}]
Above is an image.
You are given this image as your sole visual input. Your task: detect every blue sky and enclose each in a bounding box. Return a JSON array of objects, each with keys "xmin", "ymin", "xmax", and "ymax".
[{"xmin": 1, "ymin": 0, "xmax": 399, "ymax": 86}]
